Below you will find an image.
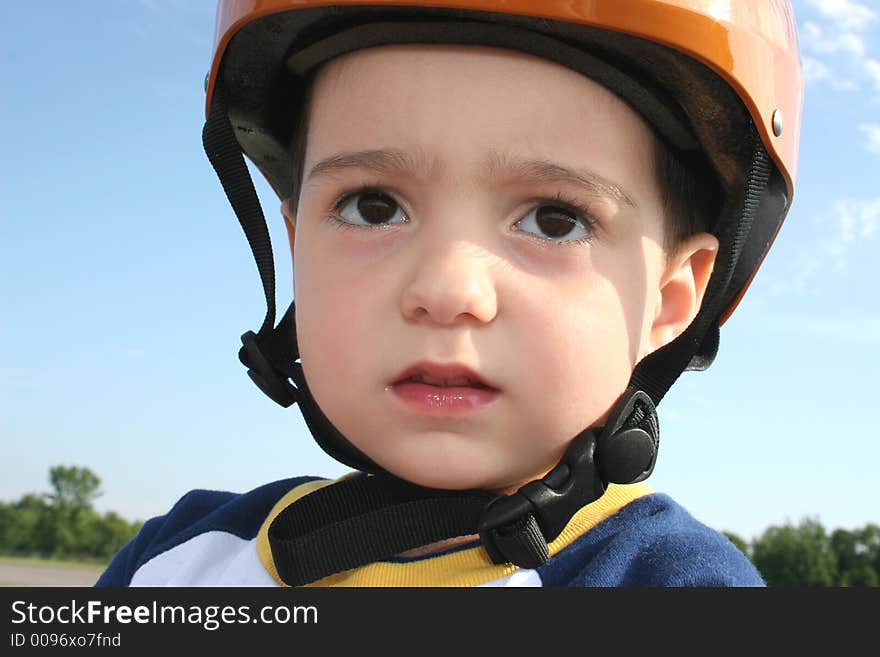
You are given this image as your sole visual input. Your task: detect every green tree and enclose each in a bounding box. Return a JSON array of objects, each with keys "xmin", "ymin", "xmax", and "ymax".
[
  {"xmin": 28, "ymin": 466, "xmax": 104, "ymax": 558},
  {"xmin": 81, "ymin": 511, "xmax": 143, "ymax": 560},
  {"xmin": 0, "ymin": 465, "xmax": 142, "ymax": 561},
  {"xmin": 47, "ymin": 465, "xmax": 102, "ymax": 510},
  {"xmin": 868, "ymin": 524, "xmax": 880, "ymax": 580},
  {"xmin": 0, "ymin": 493, "xmax": 51, "ymax": 556},
  {"xmin": 0, "ymin": 502, "xmax": 13, "ymax": 551},
  {"xmin": 831, "ymin": 525, "xmax": 880, "ymax": 586},
  {"xmin": 751, "ymin": 518, "xmax": 837, "ymax": 586}
]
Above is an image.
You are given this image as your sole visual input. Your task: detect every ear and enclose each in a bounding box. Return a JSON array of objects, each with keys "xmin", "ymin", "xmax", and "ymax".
[
  {"xmin": 647, "ymin": 232, "xmax": 719, "ymax": 354},
  {"xmin": 281, "ymin": 198, "xmax": 296, "ymax": 254}
]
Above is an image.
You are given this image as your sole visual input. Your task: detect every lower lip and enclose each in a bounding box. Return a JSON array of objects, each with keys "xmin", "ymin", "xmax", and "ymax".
[{"xmin": 390, "ymin": 381, "xmax": 499, "ymax": 414}]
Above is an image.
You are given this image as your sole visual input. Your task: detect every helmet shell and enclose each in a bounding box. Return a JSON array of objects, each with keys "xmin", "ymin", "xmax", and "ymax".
[{"xmin": 207, "ymin": 0, "xmax": 802, "ymax": 200}]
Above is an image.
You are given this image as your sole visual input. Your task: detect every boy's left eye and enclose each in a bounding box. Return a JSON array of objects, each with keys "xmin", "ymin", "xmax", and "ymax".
[
  {"xmin": 335, "ymin": 190, "xmax": 407, "ymax": 226},
  {"xmin": 515, "ymin": 204, "xmax": 593, "ymax": 242}
]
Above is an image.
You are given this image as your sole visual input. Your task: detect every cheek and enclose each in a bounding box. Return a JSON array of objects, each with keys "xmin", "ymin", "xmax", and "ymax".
[
  {"xmin": 516, "ymin": 276, "xmax": 642, "ymax": 432},
  {"xmin": 294, "ymin": 242, "xmax": 379, "ymax": 411}
]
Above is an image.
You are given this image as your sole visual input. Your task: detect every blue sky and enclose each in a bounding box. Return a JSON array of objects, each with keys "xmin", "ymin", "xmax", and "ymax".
[{"xmin": 1, "ymin": 0, "xmax": 878, "ymax": 543}]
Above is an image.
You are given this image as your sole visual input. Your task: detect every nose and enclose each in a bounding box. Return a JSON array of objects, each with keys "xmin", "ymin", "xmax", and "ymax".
[{"xmin": 399, "ymin": 238, "xmax": 499, "ymax": 326}]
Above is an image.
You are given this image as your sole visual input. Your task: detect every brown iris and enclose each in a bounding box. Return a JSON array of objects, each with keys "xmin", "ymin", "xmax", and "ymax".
[
  {"xmin": 357, "ymin": 191, "xmax": 398, "ymax": 224},
  {"xmin": 535, "ymin": 206, "xmax": 577, "ymax": 238}
]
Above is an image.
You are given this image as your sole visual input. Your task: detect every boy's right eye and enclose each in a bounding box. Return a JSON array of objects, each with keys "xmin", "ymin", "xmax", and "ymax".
[{"xmin": 334, "ymin": 190, "xmax": 407, "ymax": 226}]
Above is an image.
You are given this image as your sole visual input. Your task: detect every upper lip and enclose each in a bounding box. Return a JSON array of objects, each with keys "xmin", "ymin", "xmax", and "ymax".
[{"xmin": 391, "ymin": 362, "xmax": 499, "ymax": 390}]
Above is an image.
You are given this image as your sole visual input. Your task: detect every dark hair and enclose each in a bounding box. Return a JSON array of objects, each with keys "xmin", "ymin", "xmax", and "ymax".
[
  {"xmin": 653, "ymin": 137, "xmax": 723, "ymax": 256},
  {"xmin": 287, "ymin": 77, "xmax": 722, "ymax": 255}
]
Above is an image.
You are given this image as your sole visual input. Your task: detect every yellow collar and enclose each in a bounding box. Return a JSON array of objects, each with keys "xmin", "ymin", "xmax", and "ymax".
[{"xmin": 257, "ymin": 476, "xmax": 651, "ymax": 587}]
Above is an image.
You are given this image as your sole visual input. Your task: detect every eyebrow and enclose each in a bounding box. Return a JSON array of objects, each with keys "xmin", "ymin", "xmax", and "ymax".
[
  {"xmin": 306, "ymin": 148, "xmax": 436, "ymax": 182},
  {"xmin": 305, "ymin": 148, "xmax": 636, "ymax": 208},
  {"xmin": 485, "ymin": 150, "xmax": 637, "ymax": 208}
]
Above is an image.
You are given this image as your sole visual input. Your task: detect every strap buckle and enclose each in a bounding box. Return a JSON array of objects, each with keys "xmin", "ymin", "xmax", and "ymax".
[
  {"xmin": 596, "ymin": 387, "xmax": 659, "ymax": 485},
  {"xmin": 239, "ymin": 330, "xmax": 298, "ymax": 407},
  {"xmin": 478, "ymin": 430, "xmax": 605, "ymax": 566},
  {"xmin": 477, "ymin": 387, "xmax": 659, "ymax": 567}
]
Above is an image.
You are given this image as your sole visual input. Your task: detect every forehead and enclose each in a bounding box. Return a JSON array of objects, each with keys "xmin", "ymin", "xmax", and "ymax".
[{"xmin": 304, "ymin": 44, "xmax": 659, "ymax": 204}]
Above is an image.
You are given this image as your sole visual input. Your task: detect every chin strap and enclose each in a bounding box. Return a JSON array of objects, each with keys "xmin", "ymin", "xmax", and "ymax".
[
  {"xmin": 268, "ymin": 387, "xmax": 658, "ymax": 585},
  {"xmin": 477, "ymin": 387, "xmax": 657, "ymax": 566}
]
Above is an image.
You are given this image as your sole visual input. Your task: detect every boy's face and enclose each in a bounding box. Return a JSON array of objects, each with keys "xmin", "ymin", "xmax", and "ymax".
[{"xmin": 285, "ymin": 45, "xmax": 716, "ymax": 493}]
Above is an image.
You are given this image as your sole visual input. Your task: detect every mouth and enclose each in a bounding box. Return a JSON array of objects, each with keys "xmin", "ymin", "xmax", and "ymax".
[
  {"xmin": 389, "ymin": 362, "xmax": 500, "ymax": 414},
  {"xmin": 391, "ymin": 362, "xmax": 499, "ymax": 391}
]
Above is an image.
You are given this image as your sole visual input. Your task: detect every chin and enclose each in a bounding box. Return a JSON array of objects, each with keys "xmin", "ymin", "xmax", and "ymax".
[
  {"xmin": 374, "ymin": 458, "xmax": 493, "ymax": 492},
  {"xmin": 395, "ymin": 469, "xmax": 486, "ymax": 491},
  {"xmin": 376, "ymin": 457, "xmax": 535, "ymax": 495}
]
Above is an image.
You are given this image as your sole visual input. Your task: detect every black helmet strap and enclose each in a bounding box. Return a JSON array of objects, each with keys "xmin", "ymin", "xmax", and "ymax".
[
  {"xmin": 268, "ymin": 387, "xmax": 658, "ymax": 586},
  {"xmin": 202, "ymin": 89, "xmax": 278, "ymax": 340},
  {"xmin": 631, "ymin": 131, "xmax": 773, "ymax": 405}
]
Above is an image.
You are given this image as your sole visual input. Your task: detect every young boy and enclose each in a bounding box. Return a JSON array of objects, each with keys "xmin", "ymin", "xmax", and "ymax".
[{"xmin": 97, "ymin": 0, "xmax": 803, "ymax": 586}]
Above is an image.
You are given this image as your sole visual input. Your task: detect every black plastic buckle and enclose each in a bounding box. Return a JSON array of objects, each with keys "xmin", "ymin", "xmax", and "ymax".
[
  {"xmin": 239, "ymin": 330, "xmax": 298, "ymax": 408},
  {"xmin": 596, "ymin": 388, "xmax": 659, "ymax": 485},
  {"xmin": 478, "ymin": 431, "xmax": 606, "ymax": 565}
]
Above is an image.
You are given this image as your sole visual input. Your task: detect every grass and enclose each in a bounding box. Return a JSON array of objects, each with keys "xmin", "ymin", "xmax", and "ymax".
[{"xmin": 0, "ymin": 555, "xmax": 107, "ymax": 570}]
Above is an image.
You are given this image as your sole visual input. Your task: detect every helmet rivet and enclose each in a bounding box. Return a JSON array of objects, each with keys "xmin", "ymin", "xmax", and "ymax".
[{"xmin": 772, "ymin": 109, "xmax": 784, "ymax": 137}]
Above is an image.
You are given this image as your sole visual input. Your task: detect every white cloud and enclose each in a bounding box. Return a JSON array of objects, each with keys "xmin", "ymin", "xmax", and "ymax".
[
  {"xmin": 833, "ymin": 197, "xmax": 880, "ymax": 241},
  {"xmin": 802, "ymin": 55, "xmax": 831, "ymax": 82},
  {"xmin": 866, "ymin": 59, "xmax": 880, "ymax": 92},
  {"xmin": 859, "ymin": 123, "xmax": 880, "ymax": 154},
  {"xmin": 798, "ymin": 7, "xmax": 880, "ymax": 97},
  {"xmin": 802, "ymin": 56, "xmax": 858, "ymax": 89},
  {"xmin": 807, "ymin": 0, "xmax": 878, "ymax": 31},
  {"xmin": 768, "ymin": 197, "xmax": 879, "ymax": 295},
  {"xmin": 801, "ymin": 20, "xmax": 866, "ymax": 56}
]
